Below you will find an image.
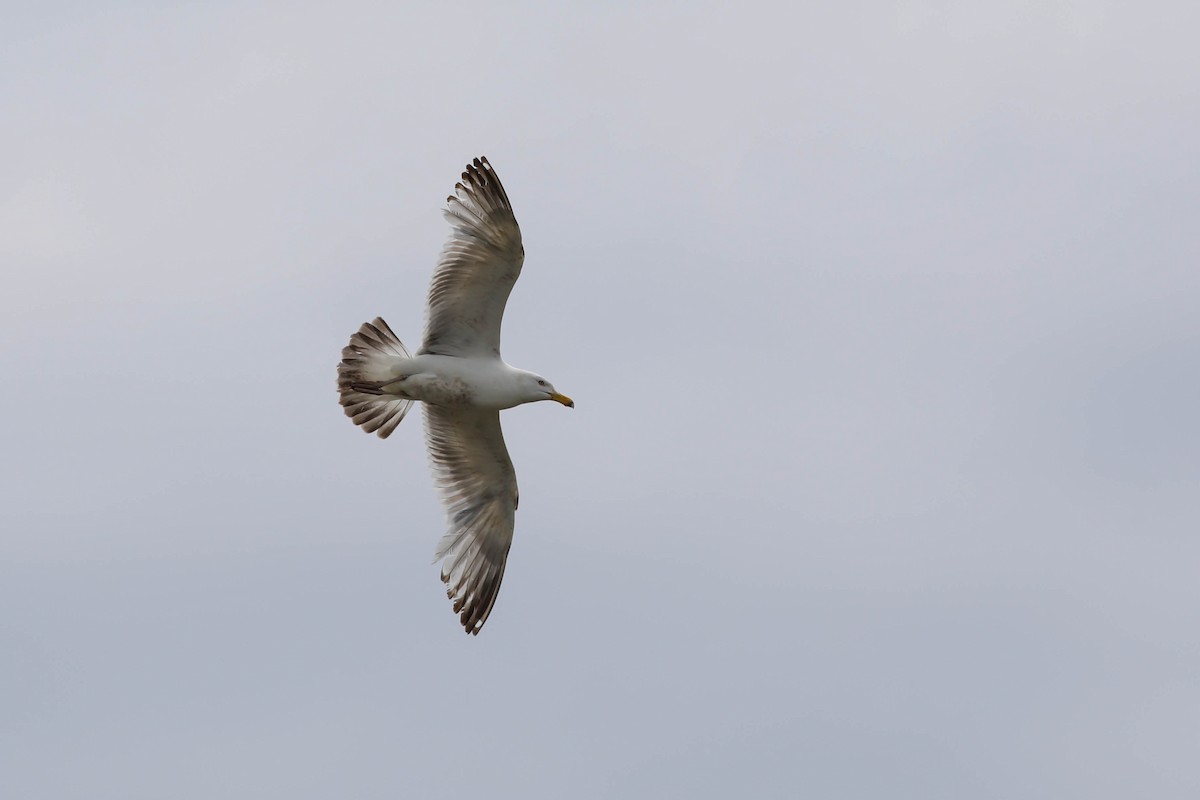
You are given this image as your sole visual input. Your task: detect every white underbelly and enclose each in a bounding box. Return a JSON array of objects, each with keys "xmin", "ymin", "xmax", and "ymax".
[{"xmin": 393, "ymin": 374, "xmax": 476, "ymax": 407}]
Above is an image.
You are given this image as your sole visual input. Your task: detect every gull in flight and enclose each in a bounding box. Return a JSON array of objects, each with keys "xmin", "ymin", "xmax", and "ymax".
[{"xmin": 337, "ymin": 157, "xmax": 573, "ymax": 634}]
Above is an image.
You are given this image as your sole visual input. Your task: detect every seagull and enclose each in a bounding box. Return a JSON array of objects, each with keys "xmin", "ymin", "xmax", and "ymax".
[{"xmin": 337, "ymin": 157, "xmax": 573, "ymax": 635}]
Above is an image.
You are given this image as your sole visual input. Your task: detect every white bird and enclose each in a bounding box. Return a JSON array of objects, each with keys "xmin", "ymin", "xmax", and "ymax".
[{"xmin": 337, "ymin": 157, "xmax": 573, "ymax": 635}]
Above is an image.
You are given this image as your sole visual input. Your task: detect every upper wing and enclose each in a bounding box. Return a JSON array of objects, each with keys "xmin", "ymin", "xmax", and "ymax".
[
  {"xmin": 425, "ymin": 405, "xmax": 519, "ymax": 634},
  {"xmin": 419, "ymin": 157, "xmax": 524, "ymax": 358}
]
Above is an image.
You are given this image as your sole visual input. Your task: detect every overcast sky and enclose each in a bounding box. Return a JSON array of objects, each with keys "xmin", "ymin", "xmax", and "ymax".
[{"xmin": 3, "ymin": 2, "xmax": 1199, "ymax": 798}]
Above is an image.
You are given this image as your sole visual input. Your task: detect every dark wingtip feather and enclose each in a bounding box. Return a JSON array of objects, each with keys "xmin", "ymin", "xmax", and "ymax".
[{"xmin": 441, "ymin": 555, "xmax": 507, "ymax": 635}]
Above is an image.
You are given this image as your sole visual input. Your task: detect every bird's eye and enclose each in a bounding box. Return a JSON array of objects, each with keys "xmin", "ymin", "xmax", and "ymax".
[{"xmin": 537, "ymin": 379, "xmax": 546, "ymax": 386}]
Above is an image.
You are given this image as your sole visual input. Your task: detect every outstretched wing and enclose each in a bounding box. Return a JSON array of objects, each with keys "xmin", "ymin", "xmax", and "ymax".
[
  {"xmin": 424, "ymin": 405, "xmax": 519, "ymax": 634},
  {"xmin": 420, "ymin": 157, "xmax": 524, "ymax": 358}
]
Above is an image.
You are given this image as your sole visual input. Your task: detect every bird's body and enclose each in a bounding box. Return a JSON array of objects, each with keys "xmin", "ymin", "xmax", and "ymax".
[
  {"xmin": 350, "ymin": 352, "xmax": 550, "ymax": 409},
  {"xmin": 337, "ymin": 157, "xmax": 572, "ymax": 634}
]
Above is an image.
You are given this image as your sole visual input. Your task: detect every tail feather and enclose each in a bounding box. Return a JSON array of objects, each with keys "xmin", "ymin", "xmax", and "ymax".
[{"xmin": 337, "ymin": 317, "xmax": 414, "ymax": 439}]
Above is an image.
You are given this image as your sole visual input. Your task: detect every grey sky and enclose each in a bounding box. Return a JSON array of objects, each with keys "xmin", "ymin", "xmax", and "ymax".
[{"xmin": 3, "ymin": 2, "xmax": 1199, "ymax": 797}]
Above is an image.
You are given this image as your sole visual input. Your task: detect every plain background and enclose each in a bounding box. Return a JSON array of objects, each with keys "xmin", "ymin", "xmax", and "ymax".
[{"xmin": 2, "ymin": 2, "xmax": 1198, "ymax": 797}]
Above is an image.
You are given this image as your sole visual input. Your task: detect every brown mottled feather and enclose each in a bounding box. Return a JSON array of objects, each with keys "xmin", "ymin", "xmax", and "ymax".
[
  {"xmin": 420, "ymin": 157, "xmax": 524, "ymax": 358},
  {"xmin": 336, "ymin": 317, "xmax": 413, "ymax": 439},
  {"xmin": 425, "ymin": 405, "xmax": 518, "ymax": 634}
]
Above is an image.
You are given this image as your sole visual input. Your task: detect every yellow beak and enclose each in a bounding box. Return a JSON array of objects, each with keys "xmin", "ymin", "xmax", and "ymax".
[{"xmin": 550, "ymin": 392, "xmax": 575, "ymax": 408}]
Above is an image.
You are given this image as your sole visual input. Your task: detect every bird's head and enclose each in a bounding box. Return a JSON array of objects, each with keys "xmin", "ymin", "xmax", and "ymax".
[{"xmin": 521, "ymin": 372, "xmax": 574, "ymax": 408}]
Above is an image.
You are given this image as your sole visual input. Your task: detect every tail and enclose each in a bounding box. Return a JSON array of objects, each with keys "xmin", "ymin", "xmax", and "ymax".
[{"xmin": 337, "ymin": 317, "xmax": 414, "ymax": 439}]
